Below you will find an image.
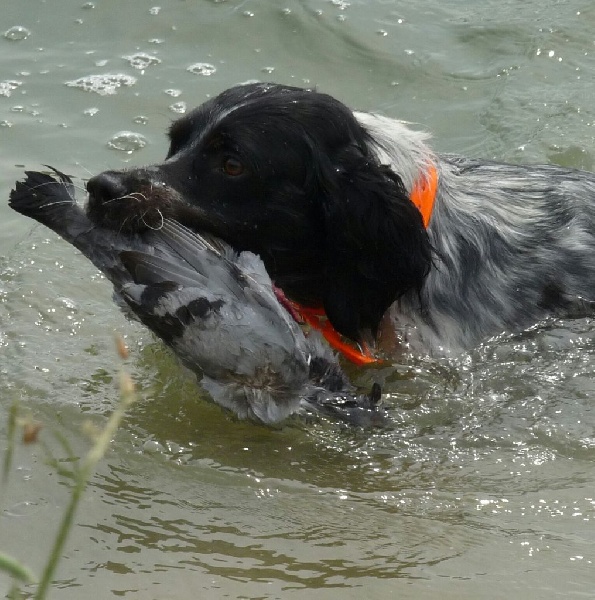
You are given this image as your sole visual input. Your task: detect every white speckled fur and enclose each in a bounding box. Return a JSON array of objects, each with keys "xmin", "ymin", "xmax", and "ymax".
[{"xmin": 355, "ymin": 115, "xmax": 595, "ymax": 353}]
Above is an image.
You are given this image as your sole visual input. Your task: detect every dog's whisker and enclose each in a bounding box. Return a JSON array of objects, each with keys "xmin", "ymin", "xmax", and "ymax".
[
  {"xmin": 126, "ymin": 192, "xmax": 148, "ymax": 203},
  {"xmin": 100, "ymin": 192, "xmax": 146, "ymax": 206},
  {"xmin": 28, "ymin": 181, "xmax": 67, "ymax": 193},
  {"xmin": 117, "ymin": 215, "xmax": 132, "ymax": 235},
  {"xmin": 70, "ymin": 183, "xmax": 88, "ymax": 194},
  {"xmin": 75, "ymin": 163, "xmax": 96, "ymax": 178},
  {"xmin": 38, "ymin": 199, "xmax": 76, "ymax": 209},
  {"xmin": 141, "ymin": 208, "xmax": 165, "ymax": 231}
]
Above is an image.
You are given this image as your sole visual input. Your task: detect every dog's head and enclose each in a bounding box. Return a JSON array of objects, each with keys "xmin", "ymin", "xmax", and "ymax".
[{"xmin": 86, "ymin": 83, "xmax": 432, "ymax": 344}]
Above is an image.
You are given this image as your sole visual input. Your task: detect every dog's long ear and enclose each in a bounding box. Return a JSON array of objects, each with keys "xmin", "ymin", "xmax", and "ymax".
[{"xmin": 320, "ymin": 146, "xmax": 432, "ymax": 344}]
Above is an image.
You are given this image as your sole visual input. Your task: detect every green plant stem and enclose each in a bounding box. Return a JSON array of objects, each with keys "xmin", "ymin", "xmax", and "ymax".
[
  {"xmin": 0, "ymin": 552, "xmax": 36, "ymax": 584},
  {"xmin": 34, "ymin": 372, "xmax": 136, "ymax": 600},
  {"xmin": 2, "ymin": 401, "xmax": 19, "ymax": 489}
]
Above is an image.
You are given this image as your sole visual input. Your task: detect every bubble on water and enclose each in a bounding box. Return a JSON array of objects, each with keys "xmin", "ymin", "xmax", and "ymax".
[
  {"xmin": 134, "ymin": 115, "xmax": 149, "ymax": 125},
  {"xmin": 149, "ymin": 6, "xmax": 161, "ymax": 15},
  {"xmin": 83, "ymin": 107, "xmax": 99, "ymax": 116},
  {"xmin": 169, "ymin": 101, "xmax": 187, "ymax": 114},
  {"xmin": 4, "ymin": 26, "xmax": 31, "ymax": 41},
  {"xmin": 123, "ymin": 52, "xmax": 161, "ymax": 70},
  {"xmin": 108, "ymin": 131, "xmax": 148, "ymax": 154},
  {"xmin": 143, "ymin": 439, "xmax": 165, "ymax": 453},
  {"xmin": 0, "ymin": 80, "xmax": 22, "ymax": 98},
  {"xmin": 65, "ymin": 73, "xmax": 137, "ymax": 95},
  {"xmin": 261, "ymin": 66, "xmax": 275, "ymax": 74},
  {"xmin": 81, "ymin": 2, "xmax": 95, "ymax": 8},
  {"xmin": 164, "ymin": 88, "xmax": 182, "ymax": 97},
  {"xmin": 4, "ymin": 500, "xmax": 42, "ymax": 518},
  {"xmin": 187, "ymin": 62, "xmax": 216, "ymax": 76}
]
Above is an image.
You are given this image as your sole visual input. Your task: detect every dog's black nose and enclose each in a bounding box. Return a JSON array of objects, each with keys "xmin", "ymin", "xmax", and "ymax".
[{"xmin": 86, "ymin": 171, "xmax": 127, "ymax": 204}]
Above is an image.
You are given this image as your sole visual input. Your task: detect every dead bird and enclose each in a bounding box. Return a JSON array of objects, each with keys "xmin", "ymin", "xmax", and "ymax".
[{"xmin": 9, "ymin": 168, "xmax": 384, "ymax": 426}]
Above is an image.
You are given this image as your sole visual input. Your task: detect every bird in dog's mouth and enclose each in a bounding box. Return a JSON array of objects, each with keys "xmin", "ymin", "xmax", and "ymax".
[{"xmin": 9, "ymin": 167, "xmax": 385, "ymax": 427}]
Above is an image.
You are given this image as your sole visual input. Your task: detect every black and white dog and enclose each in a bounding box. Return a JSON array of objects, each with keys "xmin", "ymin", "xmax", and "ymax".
[{"xmin": 85, "ymin": 82, "xmax": 595, "ymax": 355}]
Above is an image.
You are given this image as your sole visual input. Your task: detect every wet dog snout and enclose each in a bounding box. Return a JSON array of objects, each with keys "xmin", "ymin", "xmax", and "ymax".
[{"xmin": 86, "ymin": 170, "xmax": 128, "ymax": 205}]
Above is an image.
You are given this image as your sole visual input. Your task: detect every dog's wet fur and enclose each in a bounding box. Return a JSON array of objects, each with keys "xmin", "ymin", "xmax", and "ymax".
[{"xmin": 86, "ymin": 82, "xmax": 595, "ymax": 354}]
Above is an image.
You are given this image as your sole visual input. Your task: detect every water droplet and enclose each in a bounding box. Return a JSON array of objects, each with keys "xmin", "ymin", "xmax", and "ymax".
[
  {"xmin": 143, "ymin": 439, "xmax": 165, "ymax": 453},
  {"xmin": 4, "ymin": 26, "xmax": 31, "ymax": 41},
  {"xmin": 65, "ymin": 73, "xmax": 137, "ymax": 95},
  {"xmin": 169, "ymin": 101, "xmax": 187, "ymax": 114},
  {"xmin": 123, "ymin": 52, "xmax": 161, "ymax": 70},
  {"xmin": 5, "ymin": 500, "xmax": 41, "ymax": 517},
  {"xmin": 187, "ymin": 62, "xmax": 216, "ymax": 76},
  {"xmin": 0, "ymin": 80, "xmax": 22, "ymax": 98},
  {"xmin": 108, "ymin": 131, "xmax": 148, "ymax": 154}
]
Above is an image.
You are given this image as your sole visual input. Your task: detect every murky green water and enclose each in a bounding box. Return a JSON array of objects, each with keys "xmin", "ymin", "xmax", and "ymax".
[{"xmin": 2, "ymin": 1, "xmax": 595, "ymax": 598}]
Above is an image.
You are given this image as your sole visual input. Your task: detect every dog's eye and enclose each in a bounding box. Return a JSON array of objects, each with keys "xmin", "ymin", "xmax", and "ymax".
[{"xmin": 222, "ymin": 157, "xmax": 244, "ymax": 177}]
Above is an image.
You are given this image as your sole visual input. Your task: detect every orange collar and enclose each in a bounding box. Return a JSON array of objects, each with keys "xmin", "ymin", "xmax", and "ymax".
[
  {"xmin": 288, "ymin": 302, "xmax": 379, "ymax": 366},
  {"xmin": 409, "ymin": 163, "xmax": 438, "ymax": 228},
  {"xmin": 291, "ymin": 165, "xmax": 438, "ymax": 365}
]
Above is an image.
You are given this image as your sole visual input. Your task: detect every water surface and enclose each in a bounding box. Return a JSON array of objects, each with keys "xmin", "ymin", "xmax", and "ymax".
[{"xmin": 2, "ymin": 1, "xmax": 595, "ymax": 598}]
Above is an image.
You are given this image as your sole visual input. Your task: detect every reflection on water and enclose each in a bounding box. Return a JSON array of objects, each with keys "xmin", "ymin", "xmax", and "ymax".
[{"xmin": 2, "ymin": 0, "xmax": 595, "ymax": 597}]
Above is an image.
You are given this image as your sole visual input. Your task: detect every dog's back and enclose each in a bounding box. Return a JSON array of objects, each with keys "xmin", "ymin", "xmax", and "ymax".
[{"xmin": 399, "ymin": 156, "xmax": 595, "ymax": 352}]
